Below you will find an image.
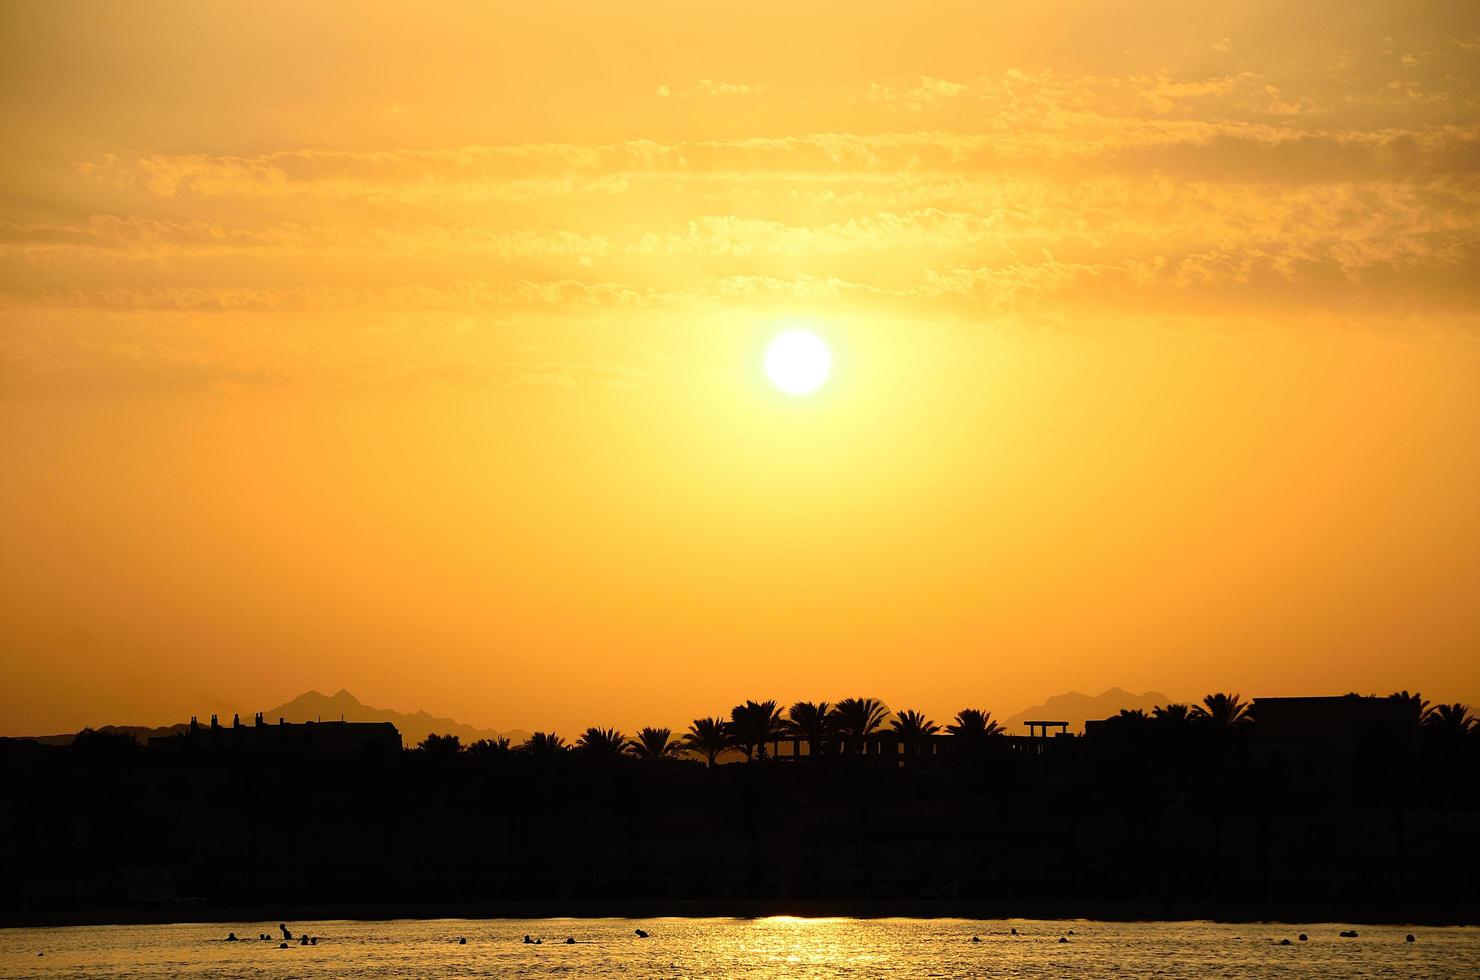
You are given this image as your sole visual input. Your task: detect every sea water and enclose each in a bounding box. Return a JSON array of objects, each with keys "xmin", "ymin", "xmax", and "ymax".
[{"xmin": 2, "ymin": 917, "xmax": 1476, "ymax": 978}]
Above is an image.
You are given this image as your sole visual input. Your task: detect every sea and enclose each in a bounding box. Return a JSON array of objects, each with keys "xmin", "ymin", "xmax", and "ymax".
[{"xmin": 2, "ymin": 917, "xmax": 1476, "ymax": 978}]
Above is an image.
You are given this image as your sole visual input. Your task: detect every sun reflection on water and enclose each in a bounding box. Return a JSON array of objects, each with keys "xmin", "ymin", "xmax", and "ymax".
[{"xmin": 0, "ymin": 917, "xmax": 1473, "ymax": 979}]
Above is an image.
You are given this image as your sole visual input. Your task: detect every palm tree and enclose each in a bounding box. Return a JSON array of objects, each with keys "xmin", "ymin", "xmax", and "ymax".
[
  {"xmin": 1390, "ymin": 690, "xmax": 1433, "ymax": 725},
  {"xmin": 681, "ymin": 716, "xmax": 731, "ymax": 767},
  {"xmin": 946, "ymin": 708, "xmax": 1004, "ymax": 738},
  {"xmin": 890, "ymin": 709, "xmax": 940, "ymax": 741},
  {"xmin": 889, "ymin": 709, "xmax": 940, "ymax": 763},
  {"xmin": 518, "ymin": 731, "xmax": 567, "ymax": 757},
  {"xmin": 467, "ymin": 736, "xmax": 511, "ymax": 759},
  {"xmin": 727, "ymin": 700, "xmax": 786, "ymax": 761},
  {"xmin": 1151, "ymin": 703, "xmax": 1191, "ymax": 727},
  {"xmin": 576, "ymin": 726, "xmax": 628, "ymax": 758},
  {"xmin": 627, "ymin": 726, "xmax": 685, "ymax": 760},
  {"xmin": 831, "ymin": 697, "xmax": 890, "ymax": 754},
  {"xmin": 1190, "ymin": 692, "xmax": 1253, "ymax": 730},
  {"xmin": 1092, "ymin": 709, "xmax": 1147, "ymax": 742},
  {"xmin": 785, "ymin": 701, "xmax": 833, "ymax": 760},
  {"xmin": 1423, "ymin": 703, "xmax": 1476, "ymax": 740},
  {"xmin": 416, "ymin": 732, "xmax": 464, "ymax": 757}
]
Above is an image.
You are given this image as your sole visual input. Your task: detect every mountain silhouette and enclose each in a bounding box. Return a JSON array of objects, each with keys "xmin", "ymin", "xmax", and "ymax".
[
  {"xmin": 263, "ymin": 689, "xmax": 529, "ymax": 749},
  {"xmin": 25, "ymin": 723, "xmax": 189, "ymax": 747},
  {"xmin": 1003, "ymin": 687, "xmax": 1173, "ymax": 735}
]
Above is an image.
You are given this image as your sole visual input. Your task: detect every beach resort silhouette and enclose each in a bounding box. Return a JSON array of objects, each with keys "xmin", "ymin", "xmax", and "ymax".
[{"xmin": 2, "ymin": 690, "xmax": 1476, "ymax": 927}]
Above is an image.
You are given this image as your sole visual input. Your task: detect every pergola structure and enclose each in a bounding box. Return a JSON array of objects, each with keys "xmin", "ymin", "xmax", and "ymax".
[{"xmin": 1023, "ymin": 720, "xmax": 1069, "ymax": 739}]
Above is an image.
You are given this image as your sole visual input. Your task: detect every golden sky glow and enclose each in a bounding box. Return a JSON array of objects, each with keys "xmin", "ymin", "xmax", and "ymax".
[{"xmin": 2, "ymin": 1, "xmax": 1478, "ymax": 735}]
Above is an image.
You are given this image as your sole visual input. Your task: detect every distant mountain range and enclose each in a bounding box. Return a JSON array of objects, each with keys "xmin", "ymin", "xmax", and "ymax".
[
  {"xmin": 262, "ymin": 689, "xmax": 530, "ymax": 749},
  {"xmin": 1003, "ymin": 687, "xmax": 1173, "ymax": 735},
  {"xmin": 20, "ymin": 686, "xmax": 1177, "ymax": 747},
  {"xmin": 20, "ymin": 689, "xmax": 529, "ymax": 750}
]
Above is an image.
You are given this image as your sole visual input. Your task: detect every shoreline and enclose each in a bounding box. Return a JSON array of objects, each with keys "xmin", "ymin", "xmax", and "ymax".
[{"xmin": 4, "ymin": 899, "xmax": 1477, "ymax": 930}]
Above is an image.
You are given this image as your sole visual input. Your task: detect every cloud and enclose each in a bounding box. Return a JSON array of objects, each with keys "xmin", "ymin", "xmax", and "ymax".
[
  {"xmin": 868, "ymin": 75, "xmax": 968, "ymax": 112},
  {"xmin": 0, "ymin": 278, "xmax": 653, "ymax": 314},
  {"xmin": 0, "ymin": 216, "xmax": 613, "ymax": 262},
  {"xmin": 654, "ymin": 80, "xmax": 759, "ymax": 100},
  {"xmin": 5, "ymin": 60, "xmax": 1472, "ymax": 397},
  {"xmin": 74, "ymin": 118, "xmax": 1479, "ymax": 211}
]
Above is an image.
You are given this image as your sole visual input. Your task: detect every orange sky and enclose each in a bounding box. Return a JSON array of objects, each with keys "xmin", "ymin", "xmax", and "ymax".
[{"xmin": 2, "ymin": 1, "xmax": 1478, "ymax": 737}]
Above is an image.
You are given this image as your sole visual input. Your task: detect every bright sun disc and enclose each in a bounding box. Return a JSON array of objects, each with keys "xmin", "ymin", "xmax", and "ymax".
[{"xmin": 764, "ymin": 329, "xmax": 831, "ymax": 395}]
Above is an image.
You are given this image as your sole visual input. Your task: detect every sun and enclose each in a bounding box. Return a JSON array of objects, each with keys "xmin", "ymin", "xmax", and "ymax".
[{"xmin": 764, "ymin": 329, "xmax": 832, "ymax": 395}]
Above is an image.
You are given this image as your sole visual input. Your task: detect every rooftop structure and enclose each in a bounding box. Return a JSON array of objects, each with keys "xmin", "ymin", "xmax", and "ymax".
[{"xmin": 148, "ymin": 712, "xmax": 402, "ymax": 754}]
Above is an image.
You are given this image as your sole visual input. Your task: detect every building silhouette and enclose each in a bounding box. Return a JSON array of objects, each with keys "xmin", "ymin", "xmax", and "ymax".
[{"xmin": 148, "ymin": 711, "xmax": 401, "ymax": 755}]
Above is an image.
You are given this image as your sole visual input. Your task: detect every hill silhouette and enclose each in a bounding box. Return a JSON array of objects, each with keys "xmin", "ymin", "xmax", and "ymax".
[
  {"xmin": 1004, "ymin": 687, "xmax": 1172, "ymax": 734},
  {"xmin": 263, "ymin": 688, "xmax": 529, "ymax": 749},
  {"xmin": 26, "ymin": 723, "xmax": 189, "ymax": 747}
]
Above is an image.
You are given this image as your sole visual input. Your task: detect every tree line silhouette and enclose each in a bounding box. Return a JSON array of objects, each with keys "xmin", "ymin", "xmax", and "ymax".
[
  {"xmin": 404, "ymin": 691, "xmax": 1477, "ymax": 762},
  {"xmin": 5, "ymin": 688, "xmax": 1476, "ymax": 924}
]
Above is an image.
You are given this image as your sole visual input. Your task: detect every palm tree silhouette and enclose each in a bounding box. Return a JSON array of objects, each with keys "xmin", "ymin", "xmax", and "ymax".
[
  {"xmin": 681, "ymin": 717, "xmax": 731, "ymax": 767},
  {"xmin": 1190, "ymin": 692, "xmax": 1253, "ymax": 730},
  {"xmin": 1390, "ymin": 690, "xmax": 1433, "ymax": 724},
  {"xmin": 627, "ymin": 726, "xmax": 685, "ymax": 760},
  {"xmin": 831, "ymin": 697, "xmax": 890, "ymax": 754},
  {"xmin": 1423, "ymin": 702, "xmax": 1476, "ymax": 740},
  {"xmin": 946, "ymin": 708, "xmax": 1004, "ymax": 738},
  {"xmin": 519, "ymin": 731, "xmax": 568, "ymax": 757},
  {"xmin": 1151, "ymin": 703, "xmax": 1191, "ymax": 727},
  {"xmin": 416, "ymin": 732, "xmax": 464, "ymax": 756},
  {"xmin": 728, "ymin": 700, "xmax": 785, "ymax": 761},
  {"xmin": 1107, "ymin": 708, "xmax": 1149, "ymax": 734},
  {"xmin": 785, "ymin": 701, "xmax": 833, "ymax": 760},
  {"xmin": 576, "ymin": 726, "xmax": 628, "ymax": 758},
  {"xmin": 467, "ymin": 736, "xmax": 511, "ymax": 759},
  {"xmin": 890, "ymin": 709, "xmax": 940, "ymax": 764},
  {"xmin": 890, "ymin": 709, "xmax": 940, "ymax": 740}
]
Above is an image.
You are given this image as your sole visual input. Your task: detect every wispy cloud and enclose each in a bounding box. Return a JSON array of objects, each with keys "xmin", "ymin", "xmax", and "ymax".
[{"xmin": 657, "ymin": 79, "xmax": 762, "ymax": 98}]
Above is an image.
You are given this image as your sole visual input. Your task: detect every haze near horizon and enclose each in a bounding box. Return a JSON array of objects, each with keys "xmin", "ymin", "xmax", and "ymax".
[{"xmin": 2, "ymin": 1, "xmax": 1478, "ymax": 738}]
